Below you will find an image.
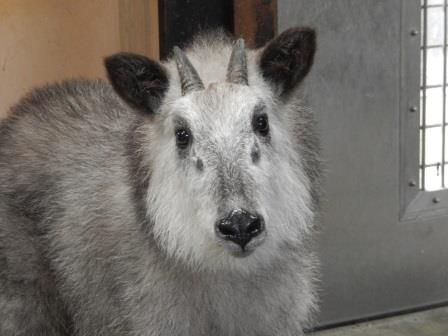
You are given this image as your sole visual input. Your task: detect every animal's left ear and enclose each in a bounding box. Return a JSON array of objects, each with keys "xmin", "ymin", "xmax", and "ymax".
[
  {"xmin": 105, "ymin": 52, "xmax": 169, "ymax": 114},
  {"xmin": 258, "ymin": 27, "xmax": 316, "ymax": 96}
]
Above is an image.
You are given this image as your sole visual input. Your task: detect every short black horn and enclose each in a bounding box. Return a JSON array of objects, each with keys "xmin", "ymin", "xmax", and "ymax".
[
  {"xmin": 173, "ymin": 46, "xmax": 205, "ymax": 95},
  {"xmin": 226, "ymin": 39, "xmax": 248, "ymax": 85}
]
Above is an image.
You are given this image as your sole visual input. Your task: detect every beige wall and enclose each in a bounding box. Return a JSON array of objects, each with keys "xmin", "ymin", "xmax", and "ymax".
[{"xmin": 0, "ymin": 0, "xmax": 158, "ymax": 119}]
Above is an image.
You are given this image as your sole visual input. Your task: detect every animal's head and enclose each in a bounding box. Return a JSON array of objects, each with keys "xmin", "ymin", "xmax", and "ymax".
[{"xmin": 105, "ymin": 27, "xmax": 318, "ymax": 273}]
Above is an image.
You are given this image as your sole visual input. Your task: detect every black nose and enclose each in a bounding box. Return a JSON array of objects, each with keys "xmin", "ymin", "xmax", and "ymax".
[{"xmin": 216, "ymin": 209, "xmax": 265, "ymax": 249}]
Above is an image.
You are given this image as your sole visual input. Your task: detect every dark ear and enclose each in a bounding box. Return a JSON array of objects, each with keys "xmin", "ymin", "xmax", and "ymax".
[
  {"xmin": 259, "ymin": 27, "xmax": 316, "ymax": 96},
  {"xmin": 104, "ymin": 53, "xmax": 169, "ymax": 114}
]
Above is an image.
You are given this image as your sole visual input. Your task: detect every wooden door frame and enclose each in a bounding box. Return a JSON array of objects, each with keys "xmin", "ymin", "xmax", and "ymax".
[{"xmin": 119, "ymin": 0, "xmax": 160, "ymax": 59}]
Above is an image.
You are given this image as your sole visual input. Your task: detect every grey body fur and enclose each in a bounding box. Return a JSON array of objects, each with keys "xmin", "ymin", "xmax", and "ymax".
[{"xmin": 0, "ymin": 30, "xmax": 321, "ymax": 335}]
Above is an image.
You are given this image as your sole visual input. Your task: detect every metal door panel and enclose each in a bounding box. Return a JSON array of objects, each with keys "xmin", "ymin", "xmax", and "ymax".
[{"xmin": 278, "ymin": 0, "xmax": 448, "ymax": 327}]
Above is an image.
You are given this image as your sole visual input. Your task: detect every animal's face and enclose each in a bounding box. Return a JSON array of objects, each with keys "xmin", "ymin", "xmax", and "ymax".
[
  {"xmin": 151, "ymin": 84, "xmax": 271, "ymax": 258},
  {"xmin": 105, "ymin": 27, "xmax": 317, "ymax": 272}
]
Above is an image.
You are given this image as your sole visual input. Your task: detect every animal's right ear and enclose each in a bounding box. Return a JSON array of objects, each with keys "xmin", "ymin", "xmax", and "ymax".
[
  {"xmin": 258, "ymin": 27, "xmax": 316, "ymax": 97},
  {"xmin": 105, "ymin": 53, "xmax": 169, "ymax": 114}
]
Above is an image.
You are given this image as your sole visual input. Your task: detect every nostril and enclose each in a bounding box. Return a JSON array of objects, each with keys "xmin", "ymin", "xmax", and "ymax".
[
  {"xmin": 217, "ymin": 222, "xmax": 238, "ymax": 237},
  {"xmin": 247, "ymin": 218, "xmax": 262, "ymax": 236}
]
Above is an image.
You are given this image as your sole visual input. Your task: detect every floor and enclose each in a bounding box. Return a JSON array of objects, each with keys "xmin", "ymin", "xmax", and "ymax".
[{"xmin": 310, "ymin": 306, "xmax": 448, "ymax": 336}]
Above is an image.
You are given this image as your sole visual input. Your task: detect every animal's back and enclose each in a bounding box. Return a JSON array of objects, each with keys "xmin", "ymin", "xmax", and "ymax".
[{"xmin": 0, "ymin": 79, "xmax": 139, "ymax": 335}]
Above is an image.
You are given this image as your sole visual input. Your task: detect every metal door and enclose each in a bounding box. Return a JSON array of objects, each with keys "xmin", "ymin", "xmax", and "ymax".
[{"xmin": 278, "ymin": 0, "xmax": 448, "ymax": 328}]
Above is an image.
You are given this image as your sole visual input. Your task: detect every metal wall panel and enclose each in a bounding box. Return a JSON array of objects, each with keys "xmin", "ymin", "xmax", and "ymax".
[{"xmin": 278, "ymin": 0, "xmax": 448, "ymax": 327}]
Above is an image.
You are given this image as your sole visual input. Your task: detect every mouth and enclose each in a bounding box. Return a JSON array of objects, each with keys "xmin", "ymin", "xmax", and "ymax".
[{"xmin": 215, "ymin": 231, "xmax": 266, "ymax": 258}]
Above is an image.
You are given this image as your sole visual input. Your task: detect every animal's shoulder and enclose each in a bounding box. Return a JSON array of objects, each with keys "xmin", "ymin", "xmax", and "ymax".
[
  {"xmin": 0, "ymin": 79, "xmax": 135, "ymax": 153},
  {"xmin": 1, "ymin": 79, "xmax": 128, "ymax": 128},
  {"xmin": 0, "ymin": 79, "xmax": 137, "ymax": 178}
]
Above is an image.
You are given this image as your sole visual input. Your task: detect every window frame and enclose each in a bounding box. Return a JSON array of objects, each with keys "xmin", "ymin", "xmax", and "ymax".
[{"xmin": 400, "ymin": 0, "xmax": 448, "ymax": 221}]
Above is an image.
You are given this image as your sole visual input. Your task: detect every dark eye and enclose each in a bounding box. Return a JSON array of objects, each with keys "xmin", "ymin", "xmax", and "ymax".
[
  {"xmin": 175, "ymin": 128, "xmax": 191, "ymax": 148},
  {"xmin": 253, "ymin": 114, "xmax": 269, "ymax": 136}
]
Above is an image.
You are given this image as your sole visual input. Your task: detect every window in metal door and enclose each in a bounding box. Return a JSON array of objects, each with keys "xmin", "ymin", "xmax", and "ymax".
[
  {"xmin": 400, "ymin": 0, "xmax": 448, "ymax": 220},
  {"xmin": 420, "ymin": 0, "xmax": 448, "ymax": 191}
]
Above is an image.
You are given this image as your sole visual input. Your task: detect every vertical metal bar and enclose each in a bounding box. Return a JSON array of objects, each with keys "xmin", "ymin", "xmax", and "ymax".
[
  {"xmin": 442, "ymin": 0, "xmax": 447, "ymax": 187},
  {"xmin": 422, "ymin": 0, "xmax": 428, "ymax": 189}
]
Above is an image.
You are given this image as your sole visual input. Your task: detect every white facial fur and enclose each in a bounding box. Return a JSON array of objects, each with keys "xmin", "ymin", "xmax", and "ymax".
[{"xmin": 141, "ymin": 39, "xmax": 314, "ymax": 274}]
